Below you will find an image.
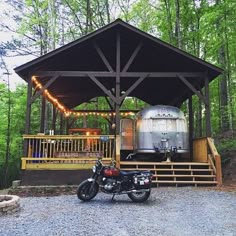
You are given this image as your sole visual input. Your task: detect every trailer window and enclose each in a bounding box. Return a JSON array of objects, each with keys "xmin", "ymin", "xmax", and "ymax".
[
  {"xmin": 176, "ymin": 119, "xmax": 186, "ymax": 132},
  {"xmin": 138, "ymin": 119, "xmax": 153, "ymax": 132},
  {"xmin": 152, "ymin": 119, "xmax": 176, "ymax": 132}
]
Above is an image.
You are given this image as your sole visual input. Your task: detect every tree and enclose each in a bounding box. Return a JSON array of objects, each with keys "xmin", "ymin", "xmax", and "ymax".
[{"xmin": 0, "ymin": 56, "xmax": 12, "ymax": 187}]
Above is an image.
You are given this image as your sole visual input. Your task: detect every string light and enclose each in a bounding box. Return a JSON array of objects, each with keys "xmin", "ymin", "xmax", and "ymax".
[{"xmin": 32, "ymin": 76, "xmax": 136, "ymax": 118}]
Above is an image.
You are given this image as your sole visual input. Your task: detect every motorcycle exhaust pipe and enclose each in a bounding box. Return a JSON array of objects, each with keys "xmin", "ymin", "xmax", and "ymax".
[
  {"xmin": 101, "ymin": 188, "xmax": 150, "ymax": 195},
  {"xmin": 129, "ymin": 189, "xmax": 150, "ymax": 194}
]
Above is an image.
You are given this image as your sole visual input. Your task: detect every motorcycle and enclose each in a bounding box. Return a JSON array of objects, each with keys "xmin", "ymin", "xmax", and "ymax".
[{"xmin": 77, "ymin": 157, "xmax": 152, "ymax": 203}]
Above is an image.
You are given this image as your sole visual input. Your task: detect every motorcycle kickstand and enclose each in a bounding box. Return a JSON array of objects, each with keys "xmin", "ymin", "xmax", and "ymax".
[{"xmin": 111, "ymin": 194, "xmax": 116, "ymax": 201}]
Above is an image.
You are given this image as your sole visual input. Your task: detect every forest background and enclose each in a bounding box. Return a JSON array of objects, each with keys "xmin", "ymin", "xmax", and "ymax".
[{"xmin": 0, "ymin": 0, "xmax": 235, "ymax": 188}]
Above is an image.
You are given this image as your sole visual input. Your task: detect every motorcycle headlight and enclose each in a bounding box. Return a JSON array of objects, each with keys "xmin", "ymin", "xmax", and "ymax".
[{"xmin": 92, "ymin": 165, "xmax": 96, "ymax": 173}]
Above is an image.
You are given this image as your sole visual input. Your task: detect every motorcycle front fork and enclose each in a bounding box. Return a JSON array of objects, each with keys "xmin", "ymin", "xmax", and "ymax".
[{"xmin": 88, "ymin": 173, "xmax": 98, "ymax": 194}]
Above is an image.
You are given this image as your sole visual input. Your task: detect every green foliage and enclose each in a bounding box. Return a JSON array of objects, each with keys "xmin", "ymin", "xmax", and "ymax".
[
  {"xmin": 217, "ymin": 138, "xmax": 236, "ymax": 153},
  {"xmin": 0, "ymin": 83, "xmax": 26, "ymax": 188},
  {"xmin": 1, "ymin": 0, "xmax": 236, "ymax": 186},
  {"xmin": 125, "ymin": 0, "xmax": 236, "ymax": 135},
  {"xmin": 71, "ymin": 97, "xmax": 147, "ymax": 134},
  {"xmin": 0, "ymin": 158, "xmax": 21, "ymax": 189},
  {"xmin": 216, "ymin": 136, "xmax": 236, "ymax": 164}
]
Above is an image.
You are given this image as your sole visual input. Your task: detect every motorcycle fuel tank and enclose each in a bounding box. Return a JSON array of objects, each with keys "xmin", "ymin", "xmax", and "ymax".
[{"xmin": 103, "ymin": 167, "xmax": 120, "ymax": 177}]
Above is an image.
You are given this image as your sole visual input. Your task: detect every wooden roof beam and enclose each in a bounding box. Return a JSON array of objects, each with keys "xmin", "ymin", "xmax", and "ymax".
[
  {"xmin": 177, "ymin": 73, "xmax": 207, "ymax": 105},
  {"xmin": 34, "ymin": 71, "xmax": 205, "ymax": 78},
  {"xmin": 93, "ymin": 42, "xmax": 114, "ymax": 72},
  {"xmin": 30, "ymin": 74, "xmax": 60, "ymax": 104},
  {"xmin": 119, "ymin": 73, "xmax": 149, "ymax": 103},
  {"xmin": 87, "ymin": 74, "xmax": 118, "ymax": 104},
  {"xmin": 71, "ymin": 109, "xmax": 139, "ymax": 113},
  {"xmin": 122, "ymin": 42, "xmax": 142, "ymax": 72},
  {"xmin": 105, "ymin": 96, "xmax": 115, "ymax": 110}
]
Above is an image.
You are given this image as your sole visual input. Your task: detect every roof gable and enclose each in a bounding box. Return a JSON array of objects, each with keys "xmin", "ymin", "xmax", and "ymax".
[
  {"xmin": 14, "ymin": 19, "xmax": 222, "ymax": 108},
  {"xmin": 15, "ymin": 19, "xmax": 222, "ymax": 78}
]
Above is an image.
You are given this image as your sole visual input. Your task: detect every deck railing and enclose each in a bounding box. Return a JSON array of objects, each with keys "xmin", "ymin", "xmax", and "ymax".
[
  {"xmin": 193, "ymin": 137, "xmax": 222, "ymax": 186},
  {"xmin": 22, "ymin": 135, "xmax": 115, "ymax": 170},
  {"xmin": 207, "ymin": 137, "xmax": 222, "ymax": 186}
]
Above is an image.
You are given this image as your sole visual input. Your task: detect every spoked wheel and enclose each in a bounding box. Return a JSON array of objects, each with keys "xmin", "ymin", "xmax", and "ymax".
[
  {"xmin": 128, "ymin": 190, "xmax": 151, "ymax": 203},
  {"xmin": 77, "ymin": 180, "xmax": 99, "ymax": 201}
]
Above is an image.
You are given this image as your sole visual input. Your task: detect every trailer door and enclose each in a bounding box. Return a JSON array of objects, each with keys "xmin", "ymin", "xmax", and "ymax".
[{"xmin": 120, "ymin": 119, "xmax": 134, "ymax": 150}]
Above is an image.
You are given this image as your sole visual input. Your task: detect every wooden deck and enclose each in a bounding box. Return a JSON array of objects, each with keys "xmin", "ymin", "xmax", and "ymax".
[
  {"xmin": 22, "ymin": 134, "xmax": 115, "ymax": 170},
  {"xmin": 21, "ymin": 135, "xmax": 222, "ymax": 187}
]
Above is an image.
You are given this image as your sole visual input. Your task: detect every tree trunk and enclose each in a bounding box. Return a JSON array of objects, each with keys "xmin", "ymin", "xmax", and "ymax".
[
  {"xmin": 1, "ymin": 57, "xmax": 11, "ymax": 187},
  {"xmin": 175, "ymin": 0, "xmax": 181, "ymax": 48},
  {"xmin": 86, "ymin": 0, "xmax": 93, "ymax": 34},
  {"xmin": 163, "ymin": 0, "xmax": 174, "ymax": 43},
  {"xmin": 105, "ymin": 0, "xmax": 110, "ymax": 23},
  {"xmin": 216, "ymin": 0, "xmax": 230, "ymax": 132}
]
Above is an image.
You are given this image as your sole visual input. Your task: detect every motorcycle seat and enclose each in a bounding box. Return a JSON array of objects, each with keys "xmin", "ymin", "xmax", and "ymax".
[{"xmin": 120, "ymin": 171, "xmax": 141, "ymax": 176}]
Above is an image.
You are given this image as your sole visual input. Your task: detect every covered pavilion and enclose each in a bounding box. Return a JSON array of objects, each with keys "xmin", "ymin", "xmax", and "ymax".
[{"xmin": 15, "ymin": 19, "xmax": 222, "ymax": 186}]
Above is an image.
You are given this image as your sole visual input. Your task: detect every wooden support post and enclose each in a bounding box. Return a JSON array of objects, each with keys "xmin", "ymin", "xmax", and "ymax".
[
  {"xmin": 21, "ymin": 159, "xmax": 26, "ymax": 170},
  {"xmin": 114, "ymin": 31, "xmax": 121, "ymax": 167},
  {"xmin": 115, "ymin": 31, "xmax": 121, "ymax": 135},
  {"xmin": 198, "ymin": 96, "xmax": 203, "ymax": 137},
  {"xmin": 44, "ymin": 100, "xmax": 48, "ymax": 133},
  {"xmin": 65, "ymin": 116, "xmax": 70, "ymax": 135},
  {"xmin": 205, "ymin": 74, "xmax": 211, "ymax": 137},
  {"xmin": 188, "ymin": 96, "xmax": 193, "ymax": 161},
  {"xmin": 25, "ymin": 77, "xmax": 32, "ymax": 134},
  {"xmin": 115, "ymin": 104, "xmax": 120, "ymax": 135},
  {"xmin": 60, "ymin": 113, "xmax": 64, "ymax": 135},
  {"xmin": 215, "ymin": 154, "xmax": 223, "ymax": 186},
  {"xmin": 52, "ymin": 106, "xmax": 57, "ymax": 132},
  {"xmin": 40, "ymin": 96, "xmax": 46, "ymax": 133},
  {"xmin": 24, "ymin": 77, "xmax": 32, "ymax": 156},
  {"xmin": 115, "ymin": 136, "xmax": 121, "ymax": 168}
]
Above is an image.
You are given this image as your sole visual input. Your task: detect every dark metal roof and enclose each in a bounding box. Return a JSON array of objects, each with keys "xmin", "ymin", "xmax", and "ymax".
[{"xmin": 15, "ymin": 19, "xmax": 222, "ymax": 108}]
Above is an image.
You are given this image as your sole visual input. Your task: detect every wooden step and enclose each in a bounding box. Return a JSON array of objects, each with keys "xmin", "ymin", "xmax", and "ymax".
[
  {"xmin": 120, "ymin": 161, "xmax": 210, "ymax": 166},
  {"xmin": 121, "ymin": 168, "xmax": 214, "ymax": 172},
  {"xmin": 153, "ymin": 174, "xmax": 216, "ymax": 178},
  {"xmin": 121, "ymin": 161, "xmax": 217, "ymax": 186},
  {"xmin": 152, "ymin": 180, "xmax": 217, "ymax": 184}
]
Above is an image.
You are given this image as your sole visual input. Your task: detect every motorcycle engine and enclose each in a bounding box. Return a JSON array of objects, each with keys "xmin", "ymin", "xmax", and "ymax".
[{"xmin": 102, "ymin": 178, "xmax": 118, "ymax": 192}]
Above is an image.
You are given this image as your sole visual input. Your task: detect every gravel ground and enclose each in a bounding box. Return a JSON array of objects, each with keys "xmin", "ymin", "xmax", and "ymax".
[{"xmin": 0, "ymin": 187, "xmax": 236, "ymax": 236}]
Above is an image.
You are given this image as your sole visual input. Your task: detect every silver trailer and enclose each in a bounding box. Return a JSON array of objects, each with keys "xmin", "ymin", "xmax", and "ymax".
[{"xmin": 120, "ymin": 105, "xmax": 189, "ymax": 160}]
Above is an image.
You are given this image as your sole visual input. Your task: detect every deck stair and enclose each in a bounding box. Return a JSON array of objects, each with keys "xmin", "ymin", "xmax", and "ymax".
[{"xmin": 120, "ymin": 161, "xmax": 218, "ymax": 186}]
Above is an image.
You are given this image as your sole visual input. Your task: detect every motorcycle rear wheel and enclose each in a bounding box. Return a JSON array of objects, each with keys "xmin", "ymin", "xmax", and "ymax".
[
  {"xmin": 77, "ymin": 180, "xmax": 99, "ymax": 201},
  {"xmin": 128, "ymin": 191, "xmax": 151, "ymax": 203}
]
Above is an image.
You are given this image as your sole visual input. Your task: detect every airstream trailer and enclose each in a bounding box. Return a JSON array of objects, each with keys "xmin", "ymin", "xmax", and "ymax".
[{"xmin": 120, "ymin": 105, "xmax": 189, "ymax": 161}]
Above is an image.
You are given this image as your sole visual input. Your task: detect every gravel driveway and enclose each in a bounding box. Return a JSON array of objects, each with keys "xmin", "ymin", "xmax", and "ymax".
[{"xmin": 0, "ymin": 187, "xmax": 236, "ymax": 236}]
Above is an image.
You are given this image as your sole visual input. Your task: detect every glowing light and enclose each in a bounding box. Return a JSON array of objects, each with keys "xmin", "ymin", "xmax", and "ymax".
[{"xmin": 31, "ymin": 76, "xmax": 136, "ymax": 118}]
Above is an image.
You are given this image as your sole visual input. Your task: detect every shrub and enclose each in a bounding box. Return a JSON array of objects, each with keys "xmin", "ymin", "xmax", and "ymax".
[{"xmin": 0, "ymin": 158, "xmax": 21, "ymax": 189}]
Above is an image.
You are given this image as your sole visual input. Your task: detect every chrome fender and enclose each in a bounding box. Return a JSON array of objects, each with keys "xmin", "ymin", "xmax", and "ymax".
[{"xmin": 87, "ymin": 178, "xmax": 95, "ymax": 182}]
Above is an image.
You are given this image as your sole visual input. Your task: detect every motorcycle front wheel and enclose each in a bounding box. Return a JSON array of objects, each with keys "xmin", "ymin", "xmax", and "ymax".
[
  {"xmin": 128, "ymin": 191, "xmax": 151, "ymax": 203},
  {"xmin": 77, "ymin": 180, "xmax": 99, "ymax": 201}
]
